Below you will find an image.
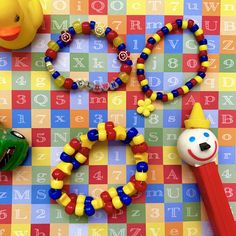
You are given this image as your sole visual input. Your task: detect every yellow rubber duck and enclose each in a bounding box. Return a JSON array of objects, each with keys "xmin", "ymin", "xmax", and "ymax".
[{"xmin": 0, "ymin": 0, "xmax": 43, "ymax": 50}]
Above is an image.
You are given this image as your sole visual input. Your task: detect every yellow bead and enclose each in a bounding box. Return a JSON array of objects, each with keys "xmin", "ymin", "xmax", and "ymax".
[
  {"xmin": 132, "ymin": 134, "xmax": 145, "ymax": 145},
  {"xmin": 56, "ymin": 162, "xmax": 73, "ymax": 175},
  {"xmin": 181, "ymin": 85, "xmax": 190, "ymax": 94},
  {"xmin": 57, "ymin": 193, "xmax": 71, "ymax": 207},
  {"xmin": 194, "ymin": 75, "xmax": 203, "ymax": 83},
  {"xmin": 112, "ymin": 196, "xmax": 123, "ymax": 209},
  {"xmin": 91, "ymin": 198, "xmax": 104, "ymax": 210},
  {"xmin": 135, "ymin": 171, "xmax": 148, "ymax": 181},
  {"xmin": 194, "ymin": 28, "xmax": 203, "ymax": 36},
  {"xmin": 152, "ymin": 34, "xmax": 161, "ymax": 42},
  {"xmin": 150, "ymin": 92, "xmax": 157, "ymax": 101},
  {"xmin": 134, "ymin": 152, "xmax": 148, "ymax": 163},
  {"xmin": 199, "ymin": 45, "xmax": 208, "ymax": 51},
  {"xmin": 113, "ymin": 36, "xmax": 124, "ymax": 48},
  {"xmin": 140, "ymin": 79, "xmax": 148, "ymax": 86},
  {"xmin": 80, "ymin": 134, "xmax": 96, "ymax": 149},
  {"xmin": 123, "ymin": 182, "xmax": 137, "ymax": 196},
  {"xmin": 94, "ymin": 23, "xmax": 106, "ymax": 38},
  {"xmin": 54, "ymin": 76, "xmax": 65, "ymax": 88},
  {"xmin": 119, "ymin": 72, "xmax": 129, "ymax": 83},
  {"xmin": 98, "ymin": 129, "xmax": 107, "ymax": 141},
  {"xmin": 63, "ymin": 143, "xmax": 75, "ymax": 156},
  {"xmin": 75, "ymin": 203, "xmax": 84, "ymax": 216},
  {"xmin": 51, "ymin": 179, "xmax": 63, "ymax": 189},
  {"xmin": 97, "ymin": 123, "xmax": 105, "ymax": 130},
  {"xmin": 165, "ymin": 23, "xmax": 173, "ymax": 32},
  {"xmin": 108, "ymin": 187, "xmax": 118, "ymax": 198},
  {"xmin": 137, "ymin": 63, "xmax": 145, "ymax": 70},
  {"xmin": 113, "ymin": 126, "xmax": 127, "ymax": 140},
  {"xmin": 182, "ymin": 20, "xmax": 188, "ymax": 29},
  {"xmin": 48, "ymin": 40, "xmax": 60, "ymax": 51},
  {"xmin": 201, "ymin": 61, "xmax": 210, "ymax": 67},
  {"xmin": 142, "ymin": 48, "xmax": 151, "ymax": 55},
  {"xmin": 75, "ymin": 152, "xmax": 87, "ymax": 164},
  {"xmin": 167, "ymin": 92, "xmax": 174, "ymax": 101},
  {"xmin": 72, "ymin": 21, "xmax": 82, "ymax": 34},
  {"xmin": 77, "ymin": 195, "xmax": 86, "ymax": 204}
]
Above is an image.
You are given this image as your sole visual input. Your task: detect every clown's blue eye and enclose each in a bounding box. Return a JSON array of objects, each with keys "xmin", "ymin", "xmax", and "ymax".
[
  {"xmin": 204, "ymin": 132, "xmax": 209, "ymax": 137},
  {"xmin": 189, "ymin": 136, "xmax": 196, "ymax": 142}
]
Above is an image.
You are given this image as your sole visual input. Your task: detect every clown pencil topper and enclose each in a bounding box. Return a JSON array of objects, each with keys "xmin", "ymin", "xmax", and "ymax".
[{"xmin": 177, "ymin": 103, "xmax": 236, "ymax": 236}]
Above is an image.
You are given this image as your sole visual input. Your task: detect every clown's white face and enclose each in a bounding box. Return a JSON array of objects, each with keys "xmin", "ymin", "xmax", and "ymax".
[{"xmin": 177, "ymin": 129, "xmax": 218, "ymax": 167}]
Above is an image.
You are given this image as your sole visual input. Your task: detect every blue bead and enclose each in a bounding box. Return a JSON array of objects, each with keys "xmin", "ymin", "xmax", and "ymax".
[
  {"xmin": 60, "ymin": 152, "xmax": 72, "ymax": 162},
  {"xmin": 137, "ymin": 69, "xmax": 144, "ymax": 75},
  {"xmin": 185, "ymin": 81, "xmax": 193, "ymax": 89},
  {"xmin": 72, "ymin": 82, "xmax": 78, "ymax": 90},
  {"xmin": 49, "ymin": 188, "xmax": 62, "ymax": 200},
  {"xmin": 142, "ymin": 85, "xmax": 150, "ymax": 92},
  {"xmin": 85, "ymin": 196, "xmax": 94, "ymax": 205},
  {"xmin": 117, "ymin": 186, "xmax": 124, "ymax": 196},
  {"xmin": 200, "ymin": 56, "xmax": 208, "ymax": 62},
  {"xmin": 84, "ymin": 204, "xmax": 95, "ymax": 216},
  {"xmin": 120, "ymin": 194, "xmax": 132, "ymax": 206},
  {"xmin": 118, "ymin": 43, "xmax": 126, "ymax": 51},
  {"xmin": 68, "ymin": 27, "xmax": 76, "ymax": 35},
  {"xmin": 125, "ymin": 60, "xmax": 133, "ymax": 66},
  {"xmin": 52, "ymin": 71, "xmax": 60, "ymax": 79},
  {"xmin": 71, "ymin": 159, "xmax": 80, "ymax": 170},
  {"xmin": 123, "ymin": 127, "xmax": 138, "ymax": 144},
  {"xmin": 56, "ymin": 40, "xmax": 65, "ymax": 49},
  {"xmin": 157, "ymin": 92, "xmax": 163, "ymax": 100},
  {"xmin": 44, "ymin": 56, "xmax": 52, "ymax": 62},
  {"xmin": 105, "ymin": 27, "xmax": 112, "ymax": 35},
  {"xmin": 147, "ymin": 37, "xmax": 156, "ymax": 45},
  {"xmin": 190, "ymin": 24, "xmax": 199, "ymax": 33},
  {"xmin": 90, "ymin": 21, "xmax": 96, "ymax": 30},
  {"xmin": 199, "ymin": 39, "xmax": 207, "ymax": 45},
  {"xmin": 137, "ymin": 162, "xmax": 148, "ymax": 172},
  {"xmin": 171, "ymin": 90, "xmax": 179, "ymax": 97},
  {"xmin": 140, "ymin": 52, "xmax": 148, "ymax": 60},
  {"xmin": 115, "ymin": 78, "xmax": 123, "ymax": 86},
  {"xmin": 197, "ymin": 71, "xmax": 206, "ymax": 78},
  {"xmin": 176, "ymin": 19, "xmax": 182, "ymax": 27},
  {"xmin": 161, "ymin": 26, "xmax": 169, "ymax": 35},
  {"xmin": 87, "ymin": 129, "xmax": 98, "ymax": 141}
]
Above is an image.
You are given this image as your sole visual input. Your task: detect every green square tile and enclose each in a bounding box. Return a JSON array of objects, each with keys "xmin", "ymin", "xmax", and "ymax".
[
  {"xmin": 145, "ymin": 110, "xmax": 163, "ymax": 128},
  {"xmin": 32, "ymin": 91, "xmax": 50, "ymax": 109},
  {"xmin": 108, "ymin": 224, "xmax": 127, "ymax": 235},
  {"xmin": 127, "ymin": 203, "xmax": 146, "ymax": 223},
  {"xmin": 12, "ymin": 72, "xmax": 31, "ymax": 90},
  {"xmin": 146, "ymin": 54, "xmax": 164, "ymax": 72},
  {"xmin": 50, "ymin": 205, "xmax": 70, "ymax": 223},
  {"xmin": 89, "ymin": 54, "xmax": 107, "ymax": 72},
  {"xmin": 183, "ymin": 34, "xmax": 198, "ymax": 54},
  {"xmin": 71, "ymin": 53, "xmax": 89, "ymax": 72},
  {"xmin": 183, "ymin": 203, "xmax": 201, "ymax": 221},
  {"xmin": 70, "ymin": 128, "xmax": 89, "ymax": 140},
  {"xmin": 51, "ymin": 15, "xmax": 70, "ymax": 33},
  {"xmin": 219, "ymin": 92, "xmax": 236, "ymax": 110},
  {"xmin": 71, "ymin": 166, "xmax": 88, "ymax": 184},
  {"xmin": 32, "ymin": 166, "xmax": 50, "ymax": 185},
  {"xmin": 219, "ymin": 165, "xmax": 236, "ymax": 183},
  {"xmin": 164, "ymin": 54, "xmax": 182, "ymax": 72},
  {"xmin": 220, "ymin": 54, "xmax": 236, "ymax": 72},
  {"xmin": 164, "ymin": 184, "xmax": 182, "ymax": 203},
  {"xmin": 51, "ymin": 128, "xmax": 71, "ymax": 147},
  {"xmin": 69, "ymin": 214, "xmax": 88, "ymax": 223},
  {"xmin": 32, "ymin": 53, "xmax": 46, "ymax": 71},
  {"xmin": 163, "ymin": 98, "xmax": 182, "ymax": 109},
  {"xmin": 108, "ymin": 0, "xmax": 126, "ymax": 14},
  {"xmin": 163, "ymin": 128, "xmax": 181, "ymax": 146},
  {"xmin": 144, "ymin": 128, "xmax": 163, "ymax": 146}
]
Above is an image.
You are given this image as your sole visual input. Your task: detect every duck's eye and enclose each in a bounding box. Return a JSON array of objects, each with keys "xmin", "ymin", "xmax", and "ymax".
[
  {"xmin": 15, "ymin": 15, "xmax": 20, "ymax": 22},
  {"xmin": 203, "ymin": 132, "xmax": 209, "ymax": 137},
  {"xmin": 189, "ymin": 136, "xmax": 196, "ymax": 142}
]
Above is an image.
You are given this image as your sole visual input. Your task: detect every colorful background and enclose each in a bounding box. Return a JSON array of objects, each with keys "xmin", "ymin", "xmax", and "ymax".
[{"xmin": 0, "ymin": 0, "xmax": 236, "ymax": 235}]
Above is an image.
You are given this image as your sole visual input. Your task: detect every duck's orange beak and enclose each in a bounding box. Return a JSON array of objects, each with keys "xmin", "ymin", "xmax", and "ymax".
[{"xmin": 0, "ymin": 26, "xmax": 21, "ymax": 41}]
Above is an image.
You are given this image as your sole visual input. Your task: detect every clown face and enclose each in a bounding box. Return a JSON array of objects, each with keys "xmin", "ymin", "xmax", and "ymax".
[{"xmin": 177, "ymin": 129, "xmax": 218, "ymax": 167}]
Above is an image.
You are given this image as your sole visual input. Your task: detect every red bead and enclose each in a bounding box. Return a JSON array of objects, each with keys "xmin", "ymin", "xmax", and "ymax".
[
  {"xmin": 134, "ymin": 181, "xmax": 147, "ymax": 192},
  {"xmin": 82, "ymin": 22, "xmax": 91, "ymax": 34},
  {"xmin": 131, "ymin": 142, "xmax": 148, "ymax": 154},
  {"xmin": 145, "ymin": 43, "xmax": 154, "ymax": 50},
  {"xmin": 100, "ymin": 191, "xmax": 112, "ymax": 203},
  {"xmin": 69, "ymin": 193, "xmax": 78, "ymax": 202},
  {"xmin": 69, "ymin": 138, "xmax": 81, "ymax": 150},
  {"xmin": 177, "ymin": 87, "xmax": 184, "ymax": 95},
  {"xmin": 63, "ymin": 78, "xmax": 74, "ymax": 89},
  {"xmin": 120, "ymin": 64, "xmax": 132, "ymax": 74},
  {"xmin": 107, "ymin": 130, "xmax": 116, "ymax": 141},
  {"xmin": 190, "ymin": 78, "xmax": 197, "ymax": 86},
  {"xmin": 79, "ymin": 147, "xmax": 90, "ymax": 157},
  {"xmin": 137, "ymin": 75, "xmax": 145, "ymax": 82},
  {"xmin": 162, "ymin": 94, "xmax": 168, "ymax": 102},
  {"xmin": 107, "ymin": 30, "xmax": 118, "ymax": 43},
  {"xmin": 130, "ymin": 175, "xmax": 136, "ymax": 184},
  {"xmin": 172, "ymin": 22, "xmax": 178, "ymax": 31},
  {"xmin": 105, "ymin": 121, "xmax": 114, "ymax": 130},
  {"xmin": 45, "ymin": 49, "xmax": 57, "ymax": 60},
  {"xmin": 196, "ymin": 34, "xmax": 204, "ymax": 42},
  {"xmin": 199, "ymin": 50, "xmax": 208, "ymax": 57},
  {"xmin": 65, "ymin": 201, "xmax": 76, "ymax": 215},
  {"xmin": 104, "ymin": 202, "xmax": 116, "ymax": 215},
  {"xmin": 188, "ymin": 19, "xmax": 195, "ymax": 29},
  {"xmin": 156, "ymin": 30, "xmax": 164, "ymax": 38},
  {"xmin": 137, "ymin": 58, "xmax": 145, "ymax": 64},
  {"xmin": 145, "ymin": 89, "xmax": 153, "ymax": 98},
  {"xmin": 199, "ymin": 66, "xmax": 207, "ymax": 72},
  {"xmin": 52, "ymin": 169, "xmax": 66, "ymax": 180}
]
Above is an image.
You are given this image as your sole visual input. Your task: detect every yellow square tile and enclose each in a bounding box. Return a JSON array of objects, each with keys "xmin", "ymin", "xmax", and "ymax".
[
  {"xmin": 108, "ymin": 91, "xmax": 126, "ymax": 110},
  {"xmin": 221, "ymin": 0, "xmax": 236, "ymax": 16},
  {"xmin": 0, "ymin": 72, "xmax": 11, "ymax": 90},
  {"xmin": 165, "ymin": 0, "xmax": 183, "ymax": 15},
  {"xmin": 146, "ymin": 223, "xmax": 165, "ymax": 236},
  {"xmin": 88, "ymin": 224, "xmax": 108, "ymax": 236},
  {"xmin": 163, "ymin": 146, "xmax": 182, "ymax": 165},
  {"xmin": 89, "ymin": 141, "xmax": 108, "ymax": 165},
  {"xmin": 31, "ymin": 71, "xmax": 51, "ymax": 90},
  {"xmin": 183, "ymin": 222, "xmax": 201, "ymax": 236},
  {"xmin": 32, "ymin": 147, "xmax": 51, "ymax": 166},
  {"xmin": 219, "ymin": 73, "xmax": 236, "ymax": 91},
  {"xmin": 39, "ymin": 0, "xmax": 52, "ymax": 14},
  {"xmin": 127, "ymin": 0, "xmax": 146, "ymax": 15}
]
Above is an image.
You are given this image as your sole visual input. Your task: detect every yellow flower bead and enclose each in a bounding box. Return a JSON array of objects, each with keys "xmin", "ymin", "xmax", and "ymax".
[
  {"xmin": 134, "ymin": 152, "xmax": 148, "ymax": 163},
  {"xmin": 51, "ymin": 179, "xmax": 63, "ymax": 189},
  {"xmin": 150, "ymin": 92, "xmax": 157, "ymax": 101},
  {"xmin": 181, "ymin": 85, "xmax": 190, "ymax": 94},
  {"xmin": 91, "ymin": 198, "xmax": 104, "ymax": 210},
  {"xmin": 57, "ymin": 193, "xmax": 71, "ymax": 207},
  {"xmin": 108, "ymin": 187, "xmax": 118, "ymax": 198},
  {"xmin": 80, "ymin": 134, "xmax": 96, "ymax": 149},
  {"xmin": 72, "ymin": 21, "xmax": 82, "ymax": 34},
  {"xmin": 97, "ymin": 123, "xmax": 105, "ymax": 130},
  {"xmin": 140, "ymin": 79, "xmax": 148, "ymax": 86},
  {"xmin": 112, "ymin": 196, "xmax": 123, "ymax": 209},
  {"xmin": 54, "ymin": 76, "xmax": 65, "ymax": 88},
  {"xmin": 98, "ymin": 129, "xmax": 107, "ymax": 141},
  {"xmin": 182, "ymin": 20, "xmax": 188, "ymax": 29},
  {"xmin": 137, "ymin": 99, "xmax": 155, "ymax": 117},
  {"xmin": 75, "ymin": 203, "xmax": 84, "ymax": 216},
  {"xmin": 142, "ymin": 48, "xmax": 151, "ymax": 55},
  {"xmin": 194, "ymin": 28, "xmax": 203, "ymax": 36},
  {"xmin": 132, "ymin": 134, "xmax": 145, "ymax": 145},
  {"xmin": 194, "ymin": 75, "xmax": 203, "ymax": 83},
  {"xmin": 135, "ymin": 171, "xmax": 148, "ymax": 181},
  {"xmin": 123, "ymin": 182, "xmax": 137, "ymax": 196},
  {"xmin": 113, "ymin": 126, "xmax": 127, "ymax": 140},
  {"xmin": 119, "ymin": 72, "xmax": 129, "ymax": 83},
  {"xmin": 199, "ymin": 45, "xmax": 208, "ymax": 51},
  {"xmin": 136, "ymin": 63, "xmax": 145, "ymax": 70},
  {"xmin": 75, "ymin": 152, "xmax": 87, "ymax": 164},
  {"xmin": 48, "ymin": 40, "xmax": 60, "ymax": 51},
  {"xmin": 165, "ymin": 23, "xmax": 173, "ymax": 32},
  {"xmin": 167, "ymin": 93, "xmax": 174, "ymax": 101},
  {"xmin": 56, "ymin": 162, "xmax": 73, "ymax": 175},
  {"xmin": 63, "ymin": 143, "xmax": 75, "ymax": 156},
  {"xmin": 201, "ymin": 61, "xmax": 210, "ymax": 67},
  {"xmin": 113, "ymin": 36, "xmax": 124, "ymax": 47},
  {"xmin": 152, "ymin": 34, "xmax": 161, "ymax": 42},
  {"xmin": 77, "ymin": 195, "xmax": 86, "ymax": 204}
]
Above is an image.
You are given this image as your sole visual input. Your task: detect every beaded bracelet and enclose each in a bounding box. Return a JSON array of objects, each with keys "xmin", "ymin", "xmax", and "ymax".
[
  {"xmin": 44, "ymin": 21, "xmax": 132, "ymax": 93},
  {"xmin": 49, "ymin": 121, "xmax": 148, "ymax": 217},
  {"xmin": 136, "ymin": 19, "xmax": 209, "ymax": 117}
]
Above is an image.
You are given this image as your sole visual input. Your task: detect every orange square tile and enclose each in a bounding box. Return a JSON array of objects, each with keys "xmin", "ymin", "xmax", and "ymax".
[
  {"xmin": 146, "ymin": 203, "xmax": 164, "ymax": 222},
  {"xmin": 218, "ymin": 128, "xmax": 236, "ymax": 146},
  {"xmin": 70, "ymin": 0, "xmax": 88, "ymax": 14},
  {"xmin": 147, "ymin": 165, "xmax": 164, "ymax": 184},
  {"xmin": 207, "ymin": 54, "xmax": 219, "ymax": 73},
  {"xmin": 202, "ymin": 0, "xmax": 220, "ymax": 16},
  {"xmin": 70, "ymin": 110, "xmax": 89, "ymax": 128},
  {"xmin": 108, "ymin": 16, "xmax": 127, "ymax": 34},
  {"xmin": 108, "ymin": 165, "xmax": 126, "ymax": 185},
  {"xmin": 0, "ymin": 109, "xmax": 12, "ymax": 128},
  {"xmin": 220, "ymin": 36, "xmax": 236, "ymax": 54},
  {"xmin": 165, "ymin": 222, "xmax": 183, "ymax": 236}
]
